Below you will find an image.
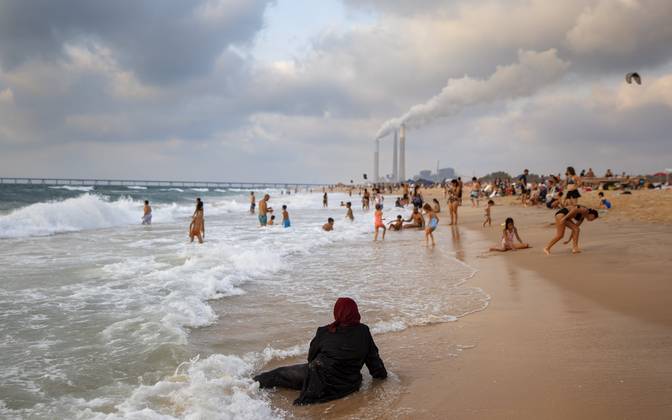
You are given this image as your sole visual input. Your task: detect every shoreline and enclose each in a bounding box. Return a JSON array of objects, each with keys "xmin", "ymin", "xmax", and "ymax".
[{"xmin": 262, "ymin": 191, "xmax": 672, "ymax": 419}]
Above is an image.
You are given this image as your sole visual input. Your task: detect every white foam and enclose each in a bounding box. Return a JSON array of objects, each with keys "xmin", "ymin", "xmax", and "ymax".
[
  {"xmin": 126, "ymin": 186, "xmax": 147, "ymax": 190},
  {"xmin": 190, "ymin": 188, "xmax": 209, "ymax": 192},
  {"xmin": 161, "ymin": 188, "xmax": 184, "ymax": 192},
  {"xmin": 48, "ymin": 185, "xmax": 94, "ymax": 192}
]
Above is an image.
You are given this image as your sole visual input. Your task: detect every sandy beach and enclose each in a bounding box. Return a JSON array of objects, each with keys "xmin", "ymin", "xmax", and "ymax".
[{"xmin": 264, "ymin": 189, "xmax": 672, "ymax": 419}]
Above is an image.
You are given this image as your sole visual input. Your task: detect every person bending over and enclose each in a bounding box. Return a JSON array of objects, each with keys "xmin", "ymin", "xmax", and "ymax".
[{"xmin": 254, "ymin": 297, "xmax": 387, "ymax": 405}]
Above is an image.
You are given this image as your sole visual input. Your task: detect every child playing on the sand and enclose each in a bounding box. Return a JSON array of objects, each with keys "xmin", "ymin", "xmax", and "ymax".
[
  {"xmin": 281, "ymin": 205, "xmax": 291, "ymax": 228},
  {"xmin": 388, "ymin": 215, "xmax": 403, "ymax": 231},
  {"xmin": 490, "ymin": 217, "xmax": 530, "ymax": 252},
  {"xmin": 374, "ymin": 204, "xmax": 386, "ymax": 241},
  {"xmin": 598, "ymin": 192, "xmax": 612, "ymax": 209},
  {"xmin": 345, "ymin": 202, "xmax": 354, "ymax": 221},
  {"xmin": 483, "ymin": 199, "xmax": 494, "ymax": 227},
  {"xmin": 323, "ymin": 217, "xmax": 334, "ymax": 231},
  {"xmin": 423, "ymin": 203, "xmax": 439, "ymax": 246}
]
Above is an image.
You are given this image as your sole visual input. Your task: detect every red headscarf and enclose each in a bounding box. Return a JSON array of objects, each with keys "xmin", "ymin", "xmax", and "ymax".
[{"xmin": 328, "ymin": 297, "xmax": 361, "ymax": 332}]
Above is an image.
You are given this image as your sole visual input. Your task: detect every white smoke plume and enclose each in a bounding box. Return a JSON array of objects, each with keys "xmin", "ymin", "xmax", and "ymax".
[{"xmin": 375, "ymin": 49, "xmax": 570, "ymax": 139}]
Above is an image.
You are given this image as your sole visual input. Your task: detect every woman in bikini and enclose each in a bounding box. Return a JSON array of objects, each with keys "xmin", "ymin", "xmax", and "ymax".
[
  {"xmin": 447, "ymin": 179, "xmax": 460, "ymax": 225},
  {"xmin": 544, "ymin": 206, "xmax": 598, "ymax": 255},
  {"xmin": 189, "ymin": 201, "xmax": 205, "ymax": 243},
  {"xmin": 564, "ymin": 166, "xmax": 582, "ymax": 206}
]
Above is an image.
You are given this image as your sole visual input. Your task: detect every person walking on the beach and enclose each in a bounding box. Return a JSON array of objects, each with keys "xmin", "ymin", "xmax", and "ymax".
[
  {"xmin": 470, "ymin": 177, "xmax": 481, "ymax": 207},
  {"xmin": 565, "ymin": 166, "xmax": 582, "ymax": 206},
  {"xmin": 259, "ymin": 194, "xmax": 270, "ymax": 227},
  {"xmin": 323, "ymin": 192, "xmax": 328, "ymax": 208},
  {"xmin": 345, "ymin": 202, "xmax": 354, "ymax": 221},
  {"xmin": 489, "ymin": 217, "xmax": 529, "ymax": 251},
  {"xmin": 373, "ymin": 204, "xmax": 386, "ymax": 241},
  {"xmin": 250, "ymin": 192, "xmax": 256, "ymax": 214},
  {"xmin": 423, "ymin": 203, "xmax": 439, "ymax": 247},
  {"xmin": 544, "ymin": 206, "xmax": 598, "ymax": 255},
  {"xmin": 448, "ymin": 179, "xmax": 460, "ymax": 225},
  {"xmin": 189, "ymin": 201, "xmax": 204, "ymax": 243},
  {"xmin": 282, "ymin": 205, "xmax": 291, "ymax": 228},
  {"xmin": 519, "ymin": 169, "xmax": 530, "ymax": 207},
  {"xmin": 483, "ymin": 199, "xmax": 494, "ymax": 227},
  {"xmin": 142, "ymin": 200, "xmax": 152, "ymax": 225}
]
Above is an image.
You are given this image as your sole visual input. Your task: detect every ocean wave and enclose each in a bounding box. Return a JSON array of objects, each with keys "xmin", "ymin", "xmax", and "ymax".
[
  {"xmin": 48, "ymin": 185, "xmax": 94, "ymax": 192},
  {"xmin": 126, "ymin": 186, "xmax": 147, "ymax": 190},
  {"xmin": 0, "ymin": 194, "xmax": 187, "ymax": 238}
]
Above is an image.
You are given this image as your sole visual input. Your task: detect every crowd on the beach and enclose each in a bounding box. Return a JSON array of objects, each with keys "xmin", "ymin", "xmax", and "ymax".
[{"xmin": 133, "ymin": 165, "xmax": 662, "ymax": 407}]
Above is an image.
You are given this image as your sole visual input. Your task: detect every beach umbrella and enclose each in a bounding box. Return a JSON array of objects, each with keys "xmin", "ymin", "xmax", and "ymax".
[{"xmin": 625, "ymin": 72, "xmax": 642, "ymax": 85}]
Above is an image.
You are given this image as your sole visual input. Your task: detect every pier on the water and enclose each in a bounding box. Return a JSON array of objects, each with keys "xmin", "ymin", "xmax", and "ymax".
[{"xmin": 0, "ymin": 177, "xmax": 326, "ymax": 190}]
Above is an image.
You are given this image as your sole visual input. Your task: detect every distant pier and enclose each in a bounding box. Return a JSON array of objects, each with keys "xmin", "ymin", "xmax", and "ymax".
[{"xmin": 0, "ymin": 177, "xmax": 326, "ymax": 190}]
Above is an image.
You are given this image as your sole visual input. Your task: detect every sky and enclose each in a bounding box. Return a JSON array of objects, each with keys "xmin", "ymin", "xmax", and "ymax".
[{"xmin": 0, "ymin": 0, "xmax": 671, "ymax": 183}]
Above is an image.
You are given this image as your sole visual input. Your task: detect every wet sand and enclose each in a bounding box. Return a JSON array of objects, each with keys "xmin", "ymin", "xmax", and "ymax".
[{"xmin": 261, "ymin": 190, "xmax": 672, "ymax": 419}]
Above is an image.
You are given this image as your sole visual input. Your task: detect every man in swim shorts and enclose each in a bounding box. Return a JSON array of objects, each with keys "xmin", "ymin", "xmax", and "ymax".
[
  {"xmin": 142, "ymin": 200, "xmax": 152, "ymax": 225},
  {"xmin": 259, "ymin": 194, "xmax": 270, "ymax": 226},
  {"xmin": 250, "ymin": 192, "xmax": 256, "ymax": 214}
]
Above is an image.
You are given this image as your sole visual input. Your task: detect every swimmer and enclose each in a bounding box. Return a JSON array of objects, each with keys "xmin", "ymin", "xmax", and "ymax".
[
  {"xmin": 489, "ymin": 217, "xmax": 529, "ymax": 252},
  {"xmin": 250, "ymin": 192, "xmax": 256, "ymax": 214},
  {"xmin": 544, "ymin": 206, "xmax": 598, "ymax": 255},
  {"xmin": 373, "ymin": 204, "xmax": 386, "ymax": 241},
  {"xmin": 423, "ymin": 203, "xmax": 439, "ymax": 246},
  {"xmin": 483, "ymin": 199, "xmax": 494, "ymax": 228},
  {"xmin": 142, "ymin": 200, "xmax": 152, "ymax": 225},
  {"xmin": 268, "ymin": 215, "xmax": 275, "ymax": 226},
  {"xmin": 282, "ymin": 205, "xmax": 291, "ymax": 228},
  {"xmin": 388, "ymin": 215, "xmax": 403, "ymax": 231},
  {"xmin": 345, "ymin": 202, "xmax": 354, "ymax": 221},
  {"xmin": 323, "ymin": 192, "xmax": 328, "ymax": 208},
  {"xmin": 323, "ymin": 217, "xmax": 334, "ymax": 231},
  {"xmin": 189, "ymin": 201, "xmax": 204, "ymax": 244}
]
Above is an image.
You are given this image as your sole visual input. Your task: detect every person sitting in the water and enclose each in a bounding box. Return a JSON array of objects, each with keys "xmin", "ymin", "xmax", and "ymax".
[
  {"xmin": 142, "ymin": 200, "xmax": 152, "ymax": 225},
  {"xmin": 323, "ymin": 217, "xmax": 334, "ymax": 231},
  {"xmin": 254, "ymin": 297, "xmax": 387, "ymax": 405},
  {"xmin": 388, "ymin": 215, "xmax": 403, "ymax": 231},
  {"xmin": 403, "ymin": 207, "xmax": 424, "ymax": 229}
]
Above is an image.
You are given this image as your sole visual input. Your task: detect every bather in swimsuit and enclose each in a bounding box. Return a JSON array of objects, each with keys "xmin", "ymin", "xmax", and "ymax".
[
  {"xmin": 428, "ymin": 216, "xmax": 439, "ymax": 231},
  {"xmin": 259, "ymin": 214, "xmax": 268, "ymax": 226}
]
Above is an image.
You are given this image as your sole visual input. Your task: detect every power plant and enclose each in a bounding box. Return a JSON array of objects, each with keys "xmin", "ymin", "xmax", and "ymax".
[{"xmin": 373, "ymin": 124, "xmax": 405, "ymax": 183}]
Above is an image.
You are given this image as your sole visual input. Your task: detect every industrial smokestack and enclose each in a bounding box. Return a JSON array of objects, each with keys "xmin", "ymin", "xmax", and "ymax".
[
  {"xmin": 392, "ymin": 130, "xmax": 398, "ymax": 182},
  {"xmin": 399, "ymin": 124, "xmax": 406, "ymax": 182},
  {"xmin": 374, "ymin": 139, "xmax": 380, "ymax": 183}
]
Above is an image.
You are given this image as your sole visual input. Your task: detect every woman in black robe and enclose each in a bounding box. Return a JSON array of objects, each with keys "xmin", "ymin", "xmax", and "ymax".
[{"xmin": 254, "ymin": 297, "xmax": 387, "ymax": 405}]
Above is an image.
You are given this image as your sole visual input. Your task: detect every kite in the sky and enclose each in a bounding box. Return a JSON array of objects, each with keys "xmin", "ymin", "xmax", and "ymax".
[{"xmin": 625, "ymin": 72, "xmax": 642, "ymax": 85}]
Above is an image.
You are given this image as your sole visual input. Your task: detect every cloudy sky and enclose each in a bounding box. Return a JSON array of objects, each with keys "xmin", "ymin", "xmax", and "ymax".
[{"xmin": 1, "ymin": 0, "xmax": 671, "ymax": 183}]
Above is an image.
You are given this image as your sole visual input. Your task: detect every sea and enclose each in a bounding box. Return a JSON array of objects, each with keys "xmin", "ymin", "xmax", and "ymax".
[{"xmin": 0, "ymin": 184, "xmax": 489, "ymax": 419}]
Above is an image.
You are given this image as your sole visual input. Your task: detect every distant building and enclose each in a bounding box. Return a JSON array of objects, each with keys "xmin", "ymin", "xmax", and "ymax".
[{"xmin": 413, "ymin": 167, "xmax": 456, "ymax": 182}]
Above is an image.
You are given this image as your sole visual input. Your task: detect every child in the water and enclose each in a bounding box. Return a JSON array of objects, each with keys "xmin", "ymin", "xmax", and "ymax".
[
  {"xmin": 489, "ymin": 217, "xmax": 530, "ymax": 252},
  {"xmin": 323, "ymin": 217, "xmax": 334, "ymax": 231},
  {"xmin": 388, "ymin": 215, "xmax": 403, "ymax": 231},
  {"xmin": 282, "ymin": 205, "xmax": 291, "ymax": 228},
  {"xmin": 374, "ymin": 204, "xmax": 386, "ymax": 241},
  {"xmin": 268, "ymin": 215, "xmax": 275, "ymax": 226},
  {"xmin": 483, "ymin": 199, "xmax": 494, "ymax": 227},
  {"xmin": 423, "ymin": 203, "xmax": 439, "ymax": 246},
  {"xmin": 345, "ymin": 202, "xmax": 354, "ymax": 221}
]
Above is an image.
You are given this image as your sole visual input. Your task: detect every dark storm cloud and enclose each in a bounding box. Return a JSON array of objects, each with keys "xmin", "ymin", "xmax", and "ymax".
[{"xmin": 0, "ymin": 0, "xmax": 273, "ymax": 84}]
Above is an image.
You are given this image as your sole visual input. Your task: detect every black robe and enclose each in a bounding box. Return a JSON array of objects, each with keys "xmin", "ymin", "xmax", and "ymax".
[{"xmin": 254, "ymin": 323, "xmax": 387, "ymax": 405}]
